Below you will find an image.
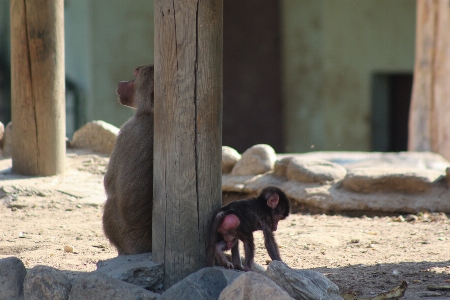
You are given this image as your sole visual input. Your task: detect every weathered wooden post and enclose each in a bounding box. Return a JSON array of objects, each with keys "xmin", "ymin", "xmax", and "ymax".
[
  {"xmin": 409, "ymin": 0, "xmax": 450, "ymax": 160},
  {"xmin": 10, "ymin": 0, "xmax": 65, "ymax": 175},
  {"xmin": 153, "ymin": 0, "xmax": 223, "ymax": 288}
]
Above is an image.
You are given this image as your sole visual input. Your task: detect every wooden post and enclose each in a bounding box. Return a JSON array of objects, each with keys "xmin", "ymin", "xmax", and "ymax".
[
  {"xmin": 153, "ymin": 0, "xmax": 223, "ymax": 288},
  {"xmin": 409, "ymin": 0, "xmax": 450, "ymax": 160},
  {"xmin": 10, "ymin": 0, "xmax": 65, "ymax": 175}
]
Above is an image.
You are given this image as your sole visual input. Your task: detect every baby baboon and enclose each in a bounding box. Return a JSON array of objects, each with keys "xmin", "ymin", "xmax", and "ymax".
[
  {"xmin": 102, "ymin": 65, "xmax": 154, "ymax": 254},
  {"xmin": 207, "ymin": 186, "xmax": 290, "ymax": 271}
]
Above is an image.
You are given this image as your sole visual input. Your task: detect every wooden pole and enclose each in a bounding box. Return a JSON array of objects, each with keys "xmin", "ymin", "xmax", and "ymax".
[
  {"xmin": 153, "ymin": 0, "xmax": 223, "ymax": 288},
  {"xmin": 409, "ymin": 0, "xmax": 450, "ymax": 160},
  {"xmin": 10, "ymin": 0, "xmax": 65, "ymax": 175}
]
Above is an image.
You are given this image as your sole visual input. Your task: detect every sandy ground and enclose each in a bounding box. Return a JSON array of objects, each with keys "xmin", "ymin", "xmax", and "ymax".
[{"xmin": 0, "ymin": 151, "xmax": 449, "ymax": 299}]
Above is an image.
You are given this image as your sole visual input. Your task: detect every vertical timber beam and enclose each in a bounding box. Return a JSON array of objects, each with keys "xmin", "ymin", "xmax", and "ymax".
[
  {"xmin": 10, "ymin": 0, "xmax": 65, "ymax": 175},
  {"xmin": 409, "ymin": 0, "xmax": 450, "ymax": 160},
  {"xmin": 153, "ymin": 0, "xmax": 223, "ymax": 288}
]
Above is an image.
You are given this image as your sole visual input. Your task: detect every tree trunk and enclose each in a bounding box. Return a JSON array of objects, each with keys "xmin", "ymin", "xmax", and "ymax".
[
  {"xmin": 10, "ymin": 0, "xmax": 65, "ymax": 175},
  {"xmin": 409, "ymin": 0, "xmax": 450, "ymax": 160},
  {"xmin": 153, "ymin": 0, "xmax": 223, "ymax": 288}
]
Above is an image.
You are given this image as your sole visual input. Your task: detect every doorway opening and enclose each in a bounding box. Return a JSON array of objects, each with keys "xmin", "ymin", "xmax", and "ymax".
[{"xmin": 371, "ymin": 73, "xmax": 413, "ymax": 152}]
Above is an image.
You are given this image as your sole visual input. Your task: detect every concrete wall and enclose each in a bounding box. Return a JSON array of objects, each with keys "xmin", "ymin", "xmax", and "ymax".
[
  {"xmin": 282, "ymin": 0, "xmax": 416, "ymax": 152},
  {"xmin": 1, "ymin": 0, "xmax": 416, "ymax": 150},
  {"xmin": 0, "ymin": 0, "xmax": 154, "ymax": 136},
  {"xmin": 65, "ymin": 0, "xmax": 154, "ymax": 135}
]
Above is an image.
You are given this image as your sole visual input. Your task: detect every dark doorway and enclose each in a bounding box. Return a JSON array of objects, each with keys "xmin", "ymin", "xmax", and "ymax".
[
  {"xmin": 223, "ymin": 0, "xmax": 283, "ymax": 153},
  {"xmin": 0, "ymin": 58, "xmax": 11, "ymax": 125},
  {"xmin": 371, "ymin": 73, "xmax": 413, "ymax": 152}
]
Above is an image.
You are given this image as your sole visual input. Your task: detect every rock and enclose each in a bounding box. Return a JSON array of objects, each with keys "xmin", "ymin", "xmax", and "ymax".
[
  {"xmin": 0, "ymin": 256, "xmax": 26, "ymax": 299},
  {"xmin": 222, "ymin": 146, "xmax": 241, "ymax": 174},
  {"xmin": 222, "ymin": 173, "xmax": 286, "ymax": 195},
  {"xmin": 68, "ymin": 272, "xmax": 159, "ymax": 300},
  {"xmin": 23, "ymin": 265, "xmax": 71, "ymax": 300},
  {"xmin": 69, "ymin": 120, "xmax": 119, "ymax": 155},
  {"xmin": 222, "ymin": 174, "xmax": 254, "ymax": 193},
  {"xmin": 222, "ymin": 253, "xmax": 266, "ymax": 274},
  {"xmin": 274, "ymin": 157, "xmax": 293, "ymax": 178},
  {"xmin": 63, "ymin": 245, "xmax": 74, "ymax": 253},
  {"xmin": 287, "ymin": 158, "xmax": 347, "ymax": 183},
  {"xmin": 404, "ymin": 214, "xmax": 418, "ymax": 222},
  {"xmin": 2, "ymin": 121, "xmax": 12, "ymax": 157},
  {"xmin": 96, "ymin": 253, "xmax": 163, "ymax": 293},
  {"xmin": 231, "ymin": 144, "xmax": 277, "ymax": 176},
  {"xmin": 342, "ymin": 167, "xmax": 443, "ymax": 194},
  {"xmin": 160, "ymin": 267, "xmax": 242, "ymax": 300},
  {"xmin": 446, "ymin": 167, "xmax": 450, "ymax": 187},
  {"xmin": 219, "ymin": 271, "xmax": 293, "ymax": 300},
  {"xmin": 265, "ymin": 261, "xmax": 343, "ymax": 300},
  {"xmin": 284, "ymin": 151, "xmax": 450, "ymax": 172}
]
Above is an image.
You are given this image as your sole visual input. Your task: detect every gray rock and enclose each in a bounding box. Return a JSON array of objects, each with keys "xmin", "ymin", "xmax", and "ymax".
[
  {"xmin": 23, "ymin": 265, "xmax": 71, "ymax": 300},
  {"xmin": 222, "ymin": 175, "xmax": 254, "ymax": 193},
  {"xmin": 274, "ymin": 157, "xmax": 293, "ymax": 178},
  {"xmin": 0, "ymin": 256, "xmax": 26, "ymax": 299},
  {"xmin": 160, "ymin": 267, "xmax": 242, "ymax": 300},
  {"xmin": 280, "ymin": 151, "xmax": 450, "ymax": 172},
  {"xmin": 222, "ymin": 174, "xmax": 285, "ymax": 195},
  {"xmin": 222, "ymin": 151, "xmax": 450, "ymax": 214},
  {"xmin": 2, "ymin": 121, "xmax": 12, "ymax": 157},
  {"xmin": 96, "ymin": 253, "xmax": 163, "ymax": 293},
  {"xmin": 222, "ymin": 146, "xmax": 241, "ymax": 174},
  {"xmin": 287, "ymin": 158, "xmax": 346, "ymax": 183},
  {"xmin": 282, "ymin": 179, "xmax": 450, "ymax": 214},
  {"xmin": 69, "ymin": 120, "xmax": 119, "ymax": 155},
  {"xmin": 68, "ymin": 272, "xmax": 159, "ymax": 300},
  {"xmin": 222, "ymin": 253, "xmax": 266, "ymax": 274},
  {"xmin": 219, "ymin": 271, "xmax": 293, "ymax": 300},
  {"xmin": 446, "ymin": 167, "xmax": 450, "ymax": 187},
  {"xmin": 265, "ymin": 261, "xmax": 343, "ymax": 300},
  {"xmin": 231, "ymin": 144, "xmax": 277, "ymax": 176},
  {"xmin": 342, "ymin": 167, "xmax": 443, "ymax": 194}
]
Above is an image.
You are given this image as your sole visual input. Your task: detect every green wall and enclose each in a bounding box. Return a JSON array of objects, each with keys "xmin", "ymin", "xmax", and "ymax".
[
  {"xmin": 282, "ymin": 0, "xmax": 416, "ymax": 152},
  {"xmin": 1, "ymin": 0, "xmax": 416, "ymax": 150},
  {"xmin": 65, "ymin": 0, "xmax": 154, "ymax": 136}
]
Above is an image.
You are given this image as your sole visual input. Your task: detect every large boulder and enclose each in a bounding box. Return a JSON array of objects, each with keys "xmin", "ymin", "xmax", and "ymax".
[
  {"xmin": 265, "ymin": 261, "xmax": 343, "ymax": 300},
  {"xmin": 160, "ymin": 267, "xmax": 242, "ymax": 300},
  {"xmin": 222, "ymin": 146, "xmax": 241, "ymax": 174},
  {"xmin": 231, "ymin": 144, "xmax": 277, "ymax": 176},
  {"xmin": 287, "ymin": 158, "xmax": 347, "ymax": 184},
  {"xmin": 273, "ymin": 157, "xmax": 293, "ymax": 178},
  {"xmin": 23, "ymin": 265, "xmax": 71, "ymax": 300},
  {"xmin": 342, "ymin": 167, "xmax": 443, "ymax": 194},
  {"xmin": 69, "ymin": 272, "xmax": 159, "ymax": 300},
  {"xmin": 219, "ymin": 271, "xmax": 293, "ymax": 300},
  {"xmin": 96, "ymin": 252, "xmax": 163, "ymax": 293},
  {"xmin": 0, "ymin": 256, "xmax": 26, "ymax": 299},
  {"xmin": 70, "ymin": 120, "xmax": 119, "ymax": 155}
]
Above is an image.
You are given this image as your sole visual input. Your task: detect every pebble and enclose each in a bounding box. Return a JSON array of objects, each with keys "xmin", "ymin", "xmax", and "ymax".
[{"xmin": 63, "ymin": 245, "xmax": 74, "ymax": 253}]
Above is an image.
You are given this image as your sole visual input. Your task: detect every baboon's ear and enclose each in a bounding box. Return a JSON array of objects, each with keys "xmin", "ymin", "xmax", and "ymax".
[{"xmin": 267, "ymin": 193, "xmax": 279, "ymax": 209}]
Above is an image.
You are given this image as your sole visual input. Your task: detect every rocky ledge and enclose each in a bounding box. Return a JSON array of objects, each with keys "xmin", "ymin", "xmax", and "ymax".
[
  {"xmin": 0, "ymin": 254, "xmax": 343, "ymax": 300},
  {"xmin": 222, "ymin": 145, "xmax": 450, "ymax": 215}
]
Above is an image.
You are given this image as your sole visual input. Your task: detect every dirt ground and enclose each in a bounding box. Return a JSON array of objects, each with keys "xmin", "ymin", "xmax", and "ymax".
[{"xmin": 0, "ymin": 151, "xmax": 449, "ymax": 299}]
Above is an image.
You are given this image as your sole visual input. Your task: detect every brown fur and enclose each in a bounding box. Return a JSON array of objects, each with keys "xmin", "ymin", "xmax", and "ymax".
[{"xmin": 102, "ymin": 65, "xmax": 154, "ymax": 254}]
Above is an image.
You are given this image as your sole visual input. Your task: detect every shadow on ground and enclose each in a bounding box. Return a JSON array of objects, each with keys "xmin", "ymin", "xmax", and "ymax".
[{"xmin": 312, "ymin": 260, "xmax": 450, "ymax": 299}]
